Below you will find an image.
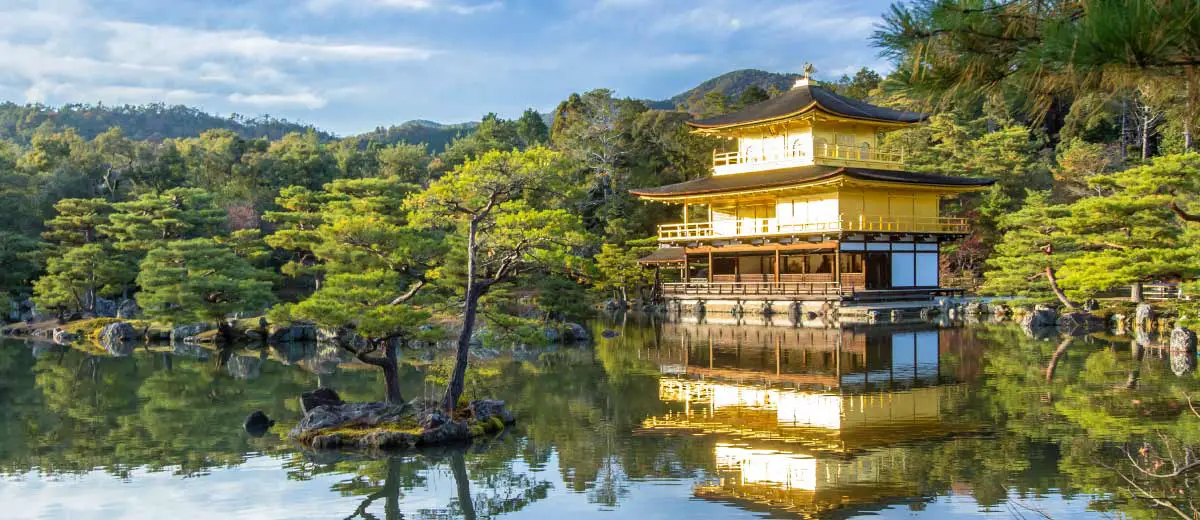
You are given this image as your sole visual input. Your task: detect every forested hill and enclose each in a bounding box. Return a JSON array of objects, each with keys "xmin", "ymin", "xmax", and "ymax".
[
  {"xmin": 350, "ymin": 120, "xmax": 480, "ymax": 153},
  {"xmin": 0, "ymin": 102, "xmax": 334, "ymax": 144},
  {"xmin": 656, "ymin": 69, "xmax": 801, "ymax": 111}
]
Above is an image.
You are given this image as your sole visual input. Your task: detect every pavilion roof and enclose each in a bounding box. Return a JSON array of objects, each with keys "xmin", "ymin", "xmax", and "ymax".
[{"xmin": 688, "ymin": 84, "xmax": 927, "ymax": 130}]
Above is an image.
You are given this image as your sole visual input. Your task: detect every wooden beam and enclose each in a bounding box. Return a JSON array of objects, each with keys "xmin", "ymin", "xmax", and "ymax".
[{"xmin": 686, "ymin": 241, "xmax": 838, "ymax": 254}]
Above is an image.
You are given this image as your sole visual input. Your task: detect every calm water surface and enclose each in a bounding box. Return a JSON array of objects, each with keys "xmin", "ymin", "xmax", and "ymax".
[{"xmin": 2, "ymin": 315, "xmax": 1196, "ymax": 519}]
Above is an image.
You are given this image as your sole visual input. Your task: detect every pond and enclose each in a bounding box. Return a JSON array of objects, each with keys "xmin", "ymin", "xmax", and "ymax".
[{"xmin": 2, "ymin": 315, "xmax": 1197, "ymax": 519}]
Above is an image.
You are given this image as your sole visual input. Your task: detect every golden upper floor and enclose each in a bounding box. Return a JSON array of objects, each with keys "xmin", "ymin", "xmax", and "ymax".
[
  {"xmin": 688, "ymin": 78, "xmax": 925, "ymax": 175},
  {"xmin": 631, "ymin": 167, "xmax": 992, "ymax": 242}
]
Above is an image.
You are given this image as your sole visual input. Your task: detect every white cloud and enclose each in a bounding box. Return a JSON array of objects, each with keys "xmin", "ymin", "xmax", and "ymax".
[
  {"xmin": 228, "ymin": 92, "xmax": 328, "ymax": 109},
  {"xmin": 101, "ymin": 21, "xmax": 434, "ymax": 65},
  {"xmin": 304, "ymin": 0, "xmax": 501, "ymax": 15}
]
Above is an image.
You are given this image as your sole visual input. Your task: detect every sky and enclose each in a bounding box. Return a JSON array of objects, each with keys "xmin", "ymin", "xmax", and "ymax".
[{"xmin": 0, "ymin": 0, "xmax": 897, "ymax": 136}]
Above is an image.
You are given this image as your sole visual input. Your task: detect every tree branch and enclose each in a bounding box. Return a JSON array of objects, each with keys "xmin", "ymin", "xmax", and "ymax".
[{"xmin": 388, "ymin": 280, "xmax": 425, "ymax": 306}]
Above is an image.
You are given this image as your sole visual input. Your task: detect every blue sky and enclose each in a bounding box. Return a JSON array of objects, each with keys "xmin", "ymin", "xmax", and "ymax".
[{"xmin": 0, "ymin": 0, "xmax": 897, "ymax": 135}]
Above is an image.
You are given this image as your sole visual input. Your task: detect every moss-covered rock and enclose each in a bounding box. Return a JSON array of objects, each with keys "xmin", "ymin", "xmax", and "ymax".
[{"xmin": 291, "ymin": 399, "xmax": 515, "ymax": 452}]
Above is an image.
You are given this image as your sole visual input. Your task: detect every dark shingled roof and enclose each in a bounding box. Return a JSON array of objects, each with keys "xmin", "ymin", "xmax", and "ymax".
[
  {"xmin": 688, "ymin": 84, "xmax": 927, "ymax": 128},
  {"xmin": 637, "ymin": 247, "xmax": 685, "ymax": 264},
  {"xmin": 630, "ymin": 166, "xmax": 994, "ymax": 198}
]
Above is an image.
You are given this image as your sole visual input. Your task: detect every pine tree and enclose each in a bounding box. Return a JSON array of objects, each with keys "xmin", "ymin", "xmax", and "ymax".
[
  {"xmin": 42, "ymin": 198, "xmax": 112, "ymax": 250},
  {"xmin": 408, "ymin": 147, "xmax": 591, "ymax": 412},
  {"xmin": 136, "ymin": 238, "xmax": 274, "ymax": 341},
  {"xmin": 102, "ymin": 187, "xmax": 227, "ymax": 255},
  {"xmin": 34, "ymin": 243, "xmax": 135, "ymax": 315}
]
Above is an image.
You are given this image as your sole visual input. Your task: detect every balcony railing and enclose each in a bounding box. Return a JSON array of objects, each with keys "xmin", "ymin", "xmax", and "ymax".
[
  {"xmin": 712, "ymin": 144, "xmax": 904, "ymax": 174},
  {"xmin": 658, "ymin": 215, "xmax": 969, "ymax": 242}
]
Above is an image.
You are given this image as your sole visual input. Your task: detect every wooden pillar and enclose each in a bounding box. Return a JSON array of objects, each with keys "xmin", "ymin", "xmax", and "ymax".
[
  {"xmin": 774, "ymin": 247, "xmax": 781, "ymax": 289},
  {"xmin": 834, "ymin": 243, "xmax": 841, "ymax": 289}
]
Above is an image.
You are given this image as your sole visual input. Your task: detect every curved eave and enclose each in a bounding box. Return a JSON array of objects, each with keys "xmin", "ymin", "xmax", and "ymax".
[
  {"xmin": 686, "ymin": 104, "xmax": 928, "ymax": 133},
  {"xmin": 631, "ymin": 169, "xmax": 994, "ymax": 203}
]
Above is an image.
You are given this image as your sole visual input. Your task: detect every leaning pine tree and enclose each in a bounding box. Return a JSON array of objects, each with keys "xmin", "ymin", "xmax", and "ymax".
[
  {"xmin": 407, "ymin": 148, "xmax": 590, "ymax": 413},
  {"xmin": 266, "ymin": 176, "xmax": 444, "ymax": 404}
]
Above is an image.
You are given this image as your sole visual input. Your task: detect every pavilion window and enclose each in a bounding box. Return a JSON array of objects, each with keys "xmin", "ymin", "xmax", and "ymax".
[
  {"xmin": 806, "ymin": 254, "xmax": 834, "ymax": 274},
  {"xmin": 784, "ymin": 255, "xmax": 806, "ymax": 274},
  {"xmin": 712, "ymin": 257, "xmax": 737, "ymax": 276},
  {"xmin": 840, "ymin": 252, "xmax": 864, "ymax": 274}
]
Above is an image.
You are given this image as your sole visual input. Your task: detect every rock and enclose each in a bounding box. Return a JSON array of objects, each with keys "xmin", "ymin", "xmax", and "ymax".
[
  {"xmin": 601, "ymin": 329, "xmax": 620, "ymax": 339},
  {"xmin": 244, "ymin": 410, "xmax": 275, "ymax": 437},
  {"xmin": 226, "ymin": 355, "xmax": 262, "ymax": 380},
  {"xmin": 992, "ymin": 304, "xmax": 1011, "ymax": 319},
  {"xmin": 1020, "ymin": 308, "xmax": 1059, "ymax": 329},
  {"xmin": 171, "ymin": 323, "xmax": 210, "ymax": 343},
  {"xmin": 1135, "ymin": 303, "xmax": 1155, "ymax": 330},
  {"xmin": 419, "ymin": 419, "xmax": 470, "ymax": 446},
  {"xmin": 172, "ymin": 342, "xmax": 209, "ymax": 360},
  {"xmin": 269, "ymin": 323, "xmax": 315, "ymax": 343},
  {"xmin": 301, "ymin": 388, "xmax": 344, "ymax": 415},
  {"xmin": 98, "ymin": 322, "xmax": 137, "ymax": 356},
  {"xmin": 542, "ymin": 327, "xmax": 561, "ymax": 343},
  {"xmin": 115, "ymin": 299, "xmax": 141, "ymax": 319},
  {"xmin": 470, "ymin": 399, "xmax": 515, "ymax": 424},
  {"xmin": 1082, "ymin": 298, "xmax": 1100, "ymax": 311},
  {"xmin": 603, "ymin": 299, "xmax": 625, "ymax": 311},
  {"xmin": 965, "ymin": 302, "xmax": 988, "ymax": 316},
  {"xmin": 289, "ymin": 402, "xmax": 409, "ymax": 437},
  {"xmin": 1057, "ymin": 312, "xmax": 1104, "ymax": 333},
  {"xmin": 94, "ymin": 297, "xmax": 117, "ymax": 318},
  {"xmin": 563, "ymin": 322, "xmax": 590, "ymax": 342},
  {"xmin": 52, "ymin": 328, "xmax": 77, "ymax": 345},
  {"xmin": 418, "ymin": 409, "xmax": 449, "ymax": 430},
  {"xmin": 919, "ymin": 307, "xmax": 938, "ymax": 321},
  {"xmin": 1170, "ymin": 327, "xmax": 1198, "ymax": 376}
]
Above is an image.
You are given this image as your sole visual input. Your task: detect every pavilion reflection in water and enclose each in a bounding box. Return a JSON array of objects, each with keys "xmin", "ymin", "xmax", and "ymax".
[{"xmin": 640, "ymin": 321, "xmax": 981, "ymax": 517}]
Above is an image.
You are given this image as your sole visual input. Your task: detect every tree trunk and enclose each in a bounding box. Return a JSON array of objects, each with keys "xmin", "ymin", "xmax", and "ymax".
[
  {"xmin": 1131, "ymin": 281, "xmax": 1145, "ymax": 303},
  {"xmin": 1045, "ymin": 336, "xmax": 1072, "ymax": 383},
  {"xmin": 1143, "ymin": 114, "xmax": 1151, "ymax": 160},
  {"xmin": 450, "ymin": 451, "xmax": 477, "ymax": 520},
  {"xmin": 442, "ymin": 219, "xmax": 479, "ymax": 412},
  {"xmin": 357, "ymin": 340, "xmax": 403, "ymax": 404},
  {"xmin": 1044, "ymin": 266, "xmax": 1077, "ymax": 310}
]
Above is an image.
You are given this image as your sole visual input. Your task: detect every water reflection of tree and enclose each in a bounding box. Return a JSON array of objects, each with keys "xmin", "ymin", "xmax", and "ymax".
[
  {"xmin": 0, "ymin": 341, "xmax": 382, "ymax": 477},
  {"xmin": 976, "ymin": 324, "xmax": 1200, "ymax": 519}
]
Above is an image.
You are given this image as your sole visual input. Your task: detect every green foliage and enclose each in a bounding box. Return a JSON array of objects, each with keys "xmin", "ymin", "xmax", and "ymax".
[
  {"xmin": 281, "ymin": 272, "xmax": 432, "ymax": 341},
  {"xmin": 136, "ymin": 238, "xmax": 274, "ymax": 327},
  {"xmin": 1056, "ymin": 153, "xmax": 1200, "ymax": 297},
  {"xmin": 102, "ymin": 187, "xmax": 227, "ymax": 255},
  {"xmin": 0, "ymin": 231, "xmax": 42, "ymax": 302},
  {"xmin": 594, "ymin": 240, "xmax": 656, "ymax": 302},
  {"xmin": 41, "ymin": 198, "xmax": 112, "ymax": 249},
  {"xmin": 33, "ymin": 243, "xmax": 135, "ymax": 313},
  {"xmin": 981, "ymin": 192, "xmax": 1076, "ymax": 298},
  {"xmin": 532, "ymin": 276, "xmax": 593, "ymax": 323},
  {"xmin": 827, "ymin": 67, "xmax": 882, "ymax": 101}
]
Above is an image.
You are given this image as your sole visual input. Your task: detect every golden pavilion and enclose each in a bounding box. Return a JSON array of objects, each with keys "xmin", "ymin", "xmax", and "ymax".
[{"xmin": 632, "ymin": 72, "xmax": 994, "ymax": 310}]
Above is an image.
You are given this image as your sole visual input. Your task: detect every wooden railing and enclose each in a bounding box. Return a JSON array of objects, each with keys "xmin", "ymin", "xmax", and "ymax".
[
  {"xmin": 657, "ymin": 215, "xmax": 968, "ymax": 241},
  {"xmin": 842, "ymin": 215, "xmax": 969, "ymax": 234},
  {"xmin": 711, "ymin": 144, "xmax": 904, "ymax": 172},
  {"xmin": 664, "ymin": 281, "xmax": 843, "ymax": 297}
]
